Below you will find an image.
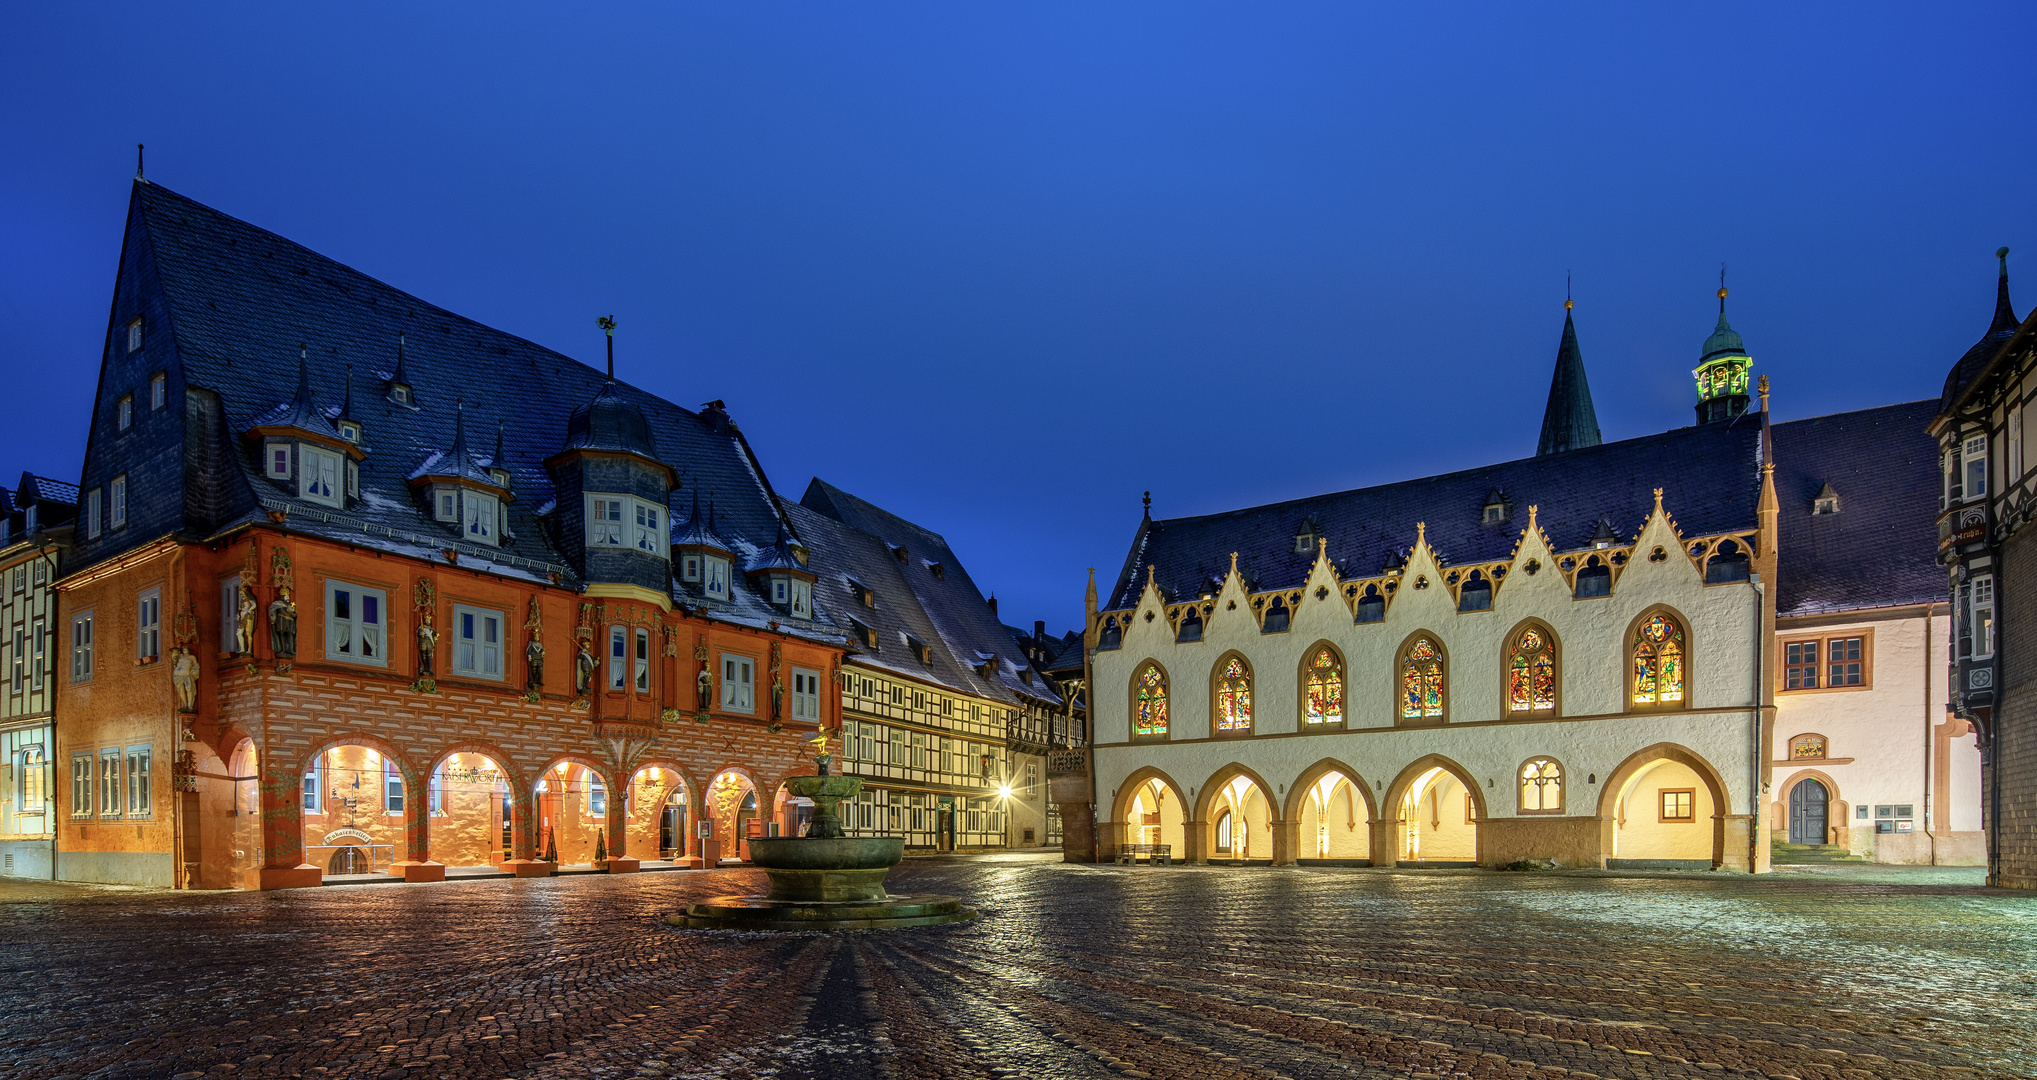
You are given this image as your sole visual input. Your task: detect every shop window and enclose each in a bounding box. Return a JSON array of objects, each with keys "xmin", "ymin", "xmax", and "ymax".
[{"xmin": 385, "ymin": 760, "xmax": 404, "ymax": 814}]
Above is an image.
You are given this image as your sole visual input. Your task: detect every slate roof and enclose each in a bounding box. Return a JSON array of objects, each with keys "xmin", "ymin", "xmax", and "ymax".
[
  {"xmin": 799, "ymin": 479, "xmax": 1062, "ymax": 709},
  {"xmin": 118, "ymin": 181, "xmax": 825, "ymax": 634},
  {"xmin": 19, "ymin": 474, "xmax": 80, "ymax": 507},
  {"xmin": 1104, "ymin": 419, "xmax": 1764, "ymax": 612},
  {"xmin": 1772, "ymin": 400, "xmax": 1945, "ymax": 618},
  {"xmin": 1939, "ymin": 257, "xmax": 2022, "ymax": 415},
  {"xmin": 1536, "ymin": 309, "xmax": 1602, "ymax": 456}
]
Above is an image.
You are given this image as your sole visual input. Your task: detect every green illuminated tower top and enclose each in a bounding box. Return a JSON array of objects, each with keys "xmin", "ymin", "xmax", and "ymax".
[{"xmin": 1693, "ymin": 274, "xmax": 1752, "ymax": 425}]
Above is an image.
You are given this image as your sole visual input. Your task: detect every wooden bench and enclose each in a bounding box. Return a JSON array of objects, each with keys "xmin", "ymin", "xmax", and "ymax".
[{"xmin": 1117, "ymin": 843, "xmax": 1172, "ymax": 865}]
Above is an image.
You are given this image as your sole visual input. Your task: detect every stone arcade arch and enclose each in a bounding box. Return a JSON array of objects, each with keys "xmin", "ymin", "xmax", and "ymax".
[
  {"xmin": 1385, "ymin": 755, "xmax": 1484, "ymax": 867},
  {"xmin": 297, "ymin": 736, "xmax": 422, "ymax": 879},
  {"xmin": 1599, "ymin": 743, "xmax": 1732, "ymax": 869},
  {"xmin": 1107, "ymin": 766, "xmax": 1188, "ymax": 863},
  {"xmin": 1192, "ymin": 764, "xmax": 1279, "ymax": 864},
  {"xmin": 626, "ymin": 760, "xmax": 696, "ymax": 863},
  {"xmin": 705, "ymin": 768, "xmax": 762, "ymax": 864},
  {"xmin": 1285, "ymin": 759, "xmax": 1375, "ymax": 864},
  {"xmin": 532, "ymin": 754, "xmax": 615, "ymax": 867},
  {"xmin": 423, "ymin": 746, "xmax": 519, "ymax": 870}
]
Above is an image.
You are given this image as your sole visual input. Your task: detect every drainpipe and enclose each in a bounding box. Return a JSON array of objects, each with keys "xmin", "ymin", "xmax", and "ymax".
[
  {"xmin": 1750, "ymin": 575, "xmax": 1765, "ymax": 873},
  {"xmin": 1924, "ymin": 609, "xmax": 1937, "ymax": 866}
]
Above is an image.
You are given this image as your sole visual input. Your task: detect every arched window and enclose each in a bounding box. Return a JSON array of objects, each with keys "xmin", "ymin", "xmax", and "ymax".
[
  {"xmin": 1507, "ymin": 624, "xmax": 1556, "ymax": 713},
  {"xmin": 1215, "ymin": 810, "xmax": 1234, "ymax": 853},
  {"xmin": 1400, "ymin": 635, "xmax": 1445, "ymax": 722},
  {"xmin": 1214, "ymin": 656, "xmax": 1253, "ymax": 735},
  {"xmin": 1632, "ymin": 612, "xmax": 1687, "ymax": 707},
  {"xmin": 1133, "ymin": 664, "xmax": 1169, "ymax": 738},
  {"xmin": 1302, "ymin": 646, "xmax": 1344, "ymax": 727},
  {"xmin": 1519, "ymin": 758, "xmax": 1563, "ymax": 813}
]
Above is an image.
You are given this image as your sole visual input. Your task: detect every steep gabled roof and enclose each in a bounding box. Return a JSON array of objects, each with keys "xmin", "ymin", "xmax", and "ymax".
[
  {"xmin": 1772, "ymin": 400, "xmax": 1944, "ymax": 617},
  {"xmin": 1104, "ymin": 420, "xmax": 1762, "ymax": 612}
]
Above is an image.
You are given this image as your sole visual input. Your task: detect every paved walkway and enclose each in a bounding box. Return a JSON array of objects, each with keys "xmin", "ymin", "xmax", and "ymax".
[{"xmin": 0, "ymin": 859, "xmax": 2029, "ymax": 1079}]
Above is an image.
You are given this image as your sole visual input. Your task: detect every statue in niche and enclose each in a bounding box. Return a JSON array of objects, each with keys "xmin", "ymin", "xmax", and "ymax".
[
  {"xmin": 268, "ymin": 587, "xmax": 298, "ymax": 658},
  {"xmin": 416, "ymin": 613, "xmax": 438, "ymax": 678},
  {"xmin": 171, "ymin": 647, "xmax": 200, "ymax": 713},
  {"xmin": 696, "ymin": 664, "xmax": 713, "ymax": 712},
  {"xmin": 526, "ymin": 636, "xmax": 545, "ymax": 693},
  {"xmin": 574, "ymin": 635, "xmax": 597, "ymax": 694},
  {"xmin": 234, "ymin": 581, "xmax": 259, "ymax": 656}
]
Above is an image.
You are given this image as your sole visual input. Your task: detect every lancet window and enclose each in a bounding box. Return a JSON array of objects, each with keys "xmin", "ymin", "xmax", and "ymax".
[
  {"xmin": 1133, "ymin": 664, "xmax": 1169, "ymax": 739},
  {"xmin": 1507, "ymin": 624, "xmax": 1556, "ymax": 713},
  {"xmin": 1518, "ymin": 758, "xmax": 1563, "ymax": 813},
  {"xmin": 1400, "ymin": 635, "xmax": 1445, "ymax": 722},
  {"xmin": 1632, "ymin": 612, "xmax": 1687, "ymax": 707},
  {"xmin": 1302, "ymin": 646, "xmax": 1344, "ymax": 727},
  {"xmin": 1214, "ymin": 656, "xmax": 1253, "ymax": 735}
]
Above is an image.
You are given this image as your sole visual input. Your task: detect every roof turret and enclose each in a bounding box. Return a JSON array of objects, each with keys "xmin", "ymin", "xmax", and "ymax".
[
  {"xmin": 1536, "ymin": 298, "xmax": 1603, "ymax": 455},
  {"xmin": 673, "ymin": 490, "xmax": 733, "ymax": 554},
  {"xmin": 250, "ymin": 346, "xmax": 340, "ymax": 436},
  {"xmin": 1939, "ymin": 248, "xmax": 2021, "ymax": 413},
  {"xmin": 564, "ymin": 380, "xmax": 657, "ymax": 456}
]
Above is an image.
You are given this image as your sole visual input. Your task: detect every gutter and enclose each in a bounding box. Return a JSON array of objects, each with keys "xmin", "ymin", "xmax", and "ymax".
[
  {"xmin": 1924, "ymin": 608, "xmax": 1937, "ymax": 866},
  {"xmin": 1751, "ymin": 574, "xmax": 1766, "ymax": 873}
]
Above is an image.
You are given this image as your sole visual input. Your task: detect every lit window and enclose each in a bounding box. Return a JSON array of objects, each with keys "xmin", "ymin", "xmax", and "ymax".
[
  {"xmin": 1400, "ymin": 635, "xmax": 1445, "ymax": 721},
  {"xmin": 71, "ymin": 754, "xmax": 92, "ymax": 818},
  {"xmin": 136, "ymin": 588, "xmax": 160, "ymax": 662},
  {"xmin": 71, "ymin": 612, "xmax": 94, "ymax": 682},
  {"xmin": 721, "ymin": 654, "xmax": 755, "ymax": 712},
  {"xmin": 325, "ymin": 581, "xmax": 387, "ymax": 666},
  {"xmin": 1519, "ymin": 758, "xmax": 1562, "ymax": 813},
  {"xmin": 150, "ymin": 373, "xmax": 165, "ymax": 410},
  {"xmin": 1660, "ymin": 789, "xmax": 1695, "ymax": 822},
  {"xmin": 300, "ymin": 445, "xmax": 341, "ymax": 506},
  {"xmin": 1971, "ymin": 575, "xmax": 1995, "ymax": 659},
  {"xmin": 588, "ymin": 774, "xmax": 606, "ymax": 817},
  {"xmin": 1507, "ymin": 625, "xmax": 1556, "ymax": 712},
  {"xmin": 116, "ymin": 395, "xmax": 133, "ymax": 431},
  {"xmin": 1213, "ymin": 656, "xmax": 1253, "ymax": 734},
  {"xmin": 303, "ymin": 757, "xmax": 322, "ymax": 813},
  {"xmin": 452, "ymin": 605, "xmax": 503, "ymax": 679},
  {"xmin": 126, "ymin": 317, "xmax": 143, "ymax": 353},
  {"xmin": 634, "ymin": 628, "xmax": 650, "ymax": 692},
  {"xmin": 609, "ymin": 626, "xmax": 626, "ymax": 689},
  {"xmin": 1133, "ymin": 663, "xmax": 1168, "ymax": 738},
  {"xmin": 588, "ymin": 495, "xmax": 626, "ymax": 547},
  {"xmin": 1632, "ymin": 613, "xmax": 1687, "ymax": 706},
  {"xmin": 111, "ymin": 475, "xmax": 127, "ymax": 530},
  {"xmin": 385, "ymin": 760, "xmax": 404, "ymax": 814},
  {"xmin": 791, "ymin": 668, "xmax": 821, "ymax": 723}
]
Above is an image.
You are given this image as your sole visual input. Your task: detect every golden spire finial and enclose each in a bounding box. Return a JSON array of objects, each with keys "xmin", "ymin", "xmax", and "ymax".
[
  {"xmin": 1416, "ymin": 521, "xmax": 1427, "ymax": 545},
  {"xmin": 1229, "ymin": 551, "xmax": 1239, "ymax": 577},
  {"xmin": 1758, "ymin": 374, "xmax": 1771, "ymax": 412},
  {"xmin": 1527, "ymin": 504, "xmax": 1539, "ymax": 529},
  {"xmin": 1565, "ymin": 273, "xmax": 1574, "ymax": 310},
  {"xmin": 1653, "ymin": 487, "xmax": 1665, "ymax": 516}
]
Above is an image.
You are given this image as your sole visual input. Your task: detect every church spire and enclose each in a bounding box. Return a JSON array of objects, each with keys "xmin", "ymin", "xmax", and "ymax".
[
  {"xmin": 1992, "ymin": 247, "xmax": 2018, "ymax": 334},
  {"xmin": 1536, "ymin": 295, "xmax": 1602, "ymax": 456}
]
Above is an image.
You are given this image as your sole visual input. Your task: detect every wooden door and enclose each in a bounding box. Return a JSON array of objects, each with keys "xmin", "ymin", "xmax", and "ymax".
[{"xmin": 1788, "ymin": 779, "xmax": 1829, "ymax": 845}]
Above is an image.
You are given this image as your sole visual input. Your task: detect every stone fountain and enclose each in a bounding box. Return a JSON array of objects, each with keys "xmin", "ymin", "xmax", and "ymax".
[{"xmin": 669, "ymin": 734, "xmax": 977, "ymax": 930}]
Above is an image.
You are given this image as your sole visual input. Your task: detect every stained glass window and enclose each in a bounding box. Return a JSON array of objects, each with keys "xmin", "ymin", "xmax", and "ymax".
[
  {"xmin": 1632, "ymin": 613, "xmax": 1686, "ymax": 705},
  {"xmin": 1134, "ymin": 665, "xmax": 1168, "ymax": 737},
  {"xmin": 1519, "ymin": 758, "xmax": 1562, "ymax": 812},
  {"xmin": 1507, "ymin": 626, "xmax": 1556, "ymax": 713},
  {"xmin": 1304, "ymin": 647, "xmax": 1344, "ymax": 726},
  {"xmin": 1215, "ymin": 657, "xmax": 1253, "ymax": 733},
  {"xmin": 1401, "ymin": 636, "xmax": 1444, "ymax": 721}
]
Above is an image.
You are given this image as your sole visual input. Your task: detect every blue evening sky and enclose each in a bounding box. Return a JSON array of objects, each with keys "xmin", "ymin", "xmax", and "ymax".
[{"xmin": 3, "ymin": 5, "xmax": 2033, "ymax": 629}]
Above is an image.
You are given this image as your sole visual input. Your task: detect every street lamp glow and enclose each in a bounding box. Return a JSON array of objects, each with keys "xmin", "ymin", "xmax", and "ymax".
[{"xmin": 997, "ymin": 784, "xmax": 1013, "ymax": 799}]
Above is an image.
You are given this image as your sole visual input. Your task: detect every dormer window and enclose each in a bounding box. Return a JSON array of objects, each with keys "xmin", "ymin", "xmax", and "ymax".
[
  {"xmin": 266, "ymin": 443, "xmax": 292, "ymax": 480},
  {"xmin": 633, "ymin": 502, "xmax": 662, "ymax": 554},
  {"xmin": 703, "ymin": 555, "xmax": 730, "ymax": 601},
  {"xmin": 1483, "ymin": 504, "xmax": 1503, "ymax": 523},
  {"xmin": 927, "ymin": 561, "xmax": 945, "ymax": 581},
  {"xmin": 300, "ymin": 445, "xmax": 342, "ymax": 507},
  {"xmin": 848, "ymin": 579, "xmax": 874, "ymax": 607},
  {"xmin": 1813, "ymin": 483, "xmax": 1840, "ymax": 516},
  {"xmin": 588, "ymin": 496, "xmax": 626, "ymax": 547},
  {"xmin": 338, "ymin": 420, "xmax": 362, "ymax": 444},
  {"xmin": 791, "ymin": 578, "xmax": 812, "ymax": 618},
  {"xmin": 464, "ymin": 491, "xmax": 498, "ymax": 545},
  {"xmin": 126, "ymin": 317, "xmax": 144, "ymax": 353},
  {"xmin": 488, "ymin": 467, "xmax": 510, "ymax": 488},
  {"xmin": 850, "ymin": 617, "xmax": 878, "ymax": 650},
  {"xmin": 890, "ymin": 544, "xmax": 907, "ymax": 564},
  {"xmin": 389, "ymin": 384, "xmax": 412, "ymax": 406},
  {"xmin": 1482, "ymin": 489, "xmax": 1509, "ymax": 524},
  {"xmin": 905, "ymin": 634, "xmax": 932, "ymax": 664},
  {"xmin": 1294, "ymin": 520, "xmax": 1320, "ymax": 553},
  {"xmin": 680, "ymin": 553, "xmax": 702, "ymax": 583}
]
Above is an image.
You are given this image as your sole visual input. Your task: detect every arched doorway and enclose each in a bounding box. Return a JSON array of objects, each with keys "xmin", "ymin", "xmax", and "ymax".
[
  {"xmin": 1119, "ymin": 775, "xmax": 1186, "ymax": 860},
  {"xmin": 1296, "ymin": 770, "xmax": 1370, "ymax": 861},
  {"xmin": 627, "ymin": 766, "xmax": 689, "ymax": 862},
  {"xmin": 1397, "ymin": 766, "xmax": 1477, "ymax": 864},
  {"xmin": 430, "ymin": 753, "xmax": 513, "ymax": 868},
  {"xmin": 1208, "ymin": 775, "xmax": 1273, "ymax": 861},
  {"xmin": 706, "ymin": 770, "xmax": 758, "ymax": 863},
  {"xmin": 534, "ymin": 761, "xmax": 604, "ymax": 866},
  {"xmin": 1788, "ymin": 778, "xmax": 1830, "ymax": 846},
  {"xmin": 300, "ymin": 743, "xmax": 404, "ymax": 877}
]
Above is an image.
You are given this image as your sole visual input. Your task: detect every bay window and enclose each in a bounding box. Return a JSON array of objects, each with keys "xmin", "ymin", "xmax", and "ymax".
[
  {"xmin": 300, "ymin": 444, "xmax": 341, "ymax": 506},
  {"xmin": 608, "ymin": 626, "xmax": 627, "ymax": 690},
  {"xmin": 634, "ymin": 628, "xmax": 650, "ymax": 692},
  {"xmin": 465, "ymin": 491, "xmax": 498, "ymax": 545}
]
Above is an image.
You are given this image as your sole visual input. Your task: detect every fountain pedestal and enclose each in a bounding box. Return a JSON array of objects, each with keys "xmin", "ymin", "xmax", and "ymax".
[{"xmin": 669, "ymin": 770, "xmax": 976, "ymax": 930}]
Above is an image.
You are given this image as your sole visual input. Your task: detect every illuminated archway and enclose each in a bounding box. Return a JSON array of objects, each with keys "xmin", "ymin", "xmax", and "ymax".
[
  {"xmin": 1194, "ymin": 764, "xmax": 1278, "ymax": 862},
  {"xmin": 707, "ymin": 769, "xmax": 760, "ymax": 863},
  {"xmin": 1599, "ymin": 743, "xmax": 1730, "ymax": 867},
  {"xmin": 1287, "ymin": 759, "xmax": 1373, "ymax": 861},
  {"xmin": 626, "ymin": 762, "xmax": 694, "ymax": 861},
  {"xmin": 1111, "ymin": 767, "xmax": 1188, "ymax": 860},
  {"xmin": 1387, "ymin": 756, "xmax": 1482, "ymax": 864}
]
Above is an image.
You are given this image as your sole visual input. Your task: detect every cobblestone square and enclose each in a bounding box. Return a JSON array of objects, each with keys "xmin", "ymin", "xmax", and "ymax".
[{"xmin": 1, "ymin": 857, "xmax": 2031, "ymax": 1080}]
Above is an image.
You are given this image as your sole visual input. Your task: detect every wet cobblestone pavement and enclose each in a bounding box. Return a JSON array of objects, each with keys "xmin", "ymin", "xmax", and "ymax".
[{"xmin": 2, "ymin": 855, "xmax": 2033, "ymax": 1080}]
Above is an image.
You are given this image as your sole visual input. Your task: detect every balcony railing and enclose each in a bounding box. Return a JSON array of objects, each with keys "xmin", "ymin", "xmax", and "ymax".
[{"xmin": 1007, "ymin": 714, "xmax": 1088, "ymax": 753}]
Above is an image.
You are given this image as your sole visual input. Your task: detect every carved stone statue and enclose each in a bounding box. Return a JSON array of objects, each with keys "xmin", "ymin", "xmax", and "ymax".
[
  {"xmin": 171, "ymin": 647, "xmax": 200, "ymax": 713},
  {"xmin": 234, "ymin": 582, "xmax": 259, "ymax": 655},
  {"xmin": 526, "ymin": 636, "xmax": 545, "ymax": 692},
  {"xmin": 416, "ymin": 616, "xmax": 438, "ymax": 678},
  {"xmin": 267, "ymin": 587, "xmax": 298, "ymax": 658},
  {"xmin": 574, "ymin": 636, "xmax": 597, "ymax": 694},
  {"xmin": 696, "ymin": 664, "xmax": 713, "ymax": 711}
]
